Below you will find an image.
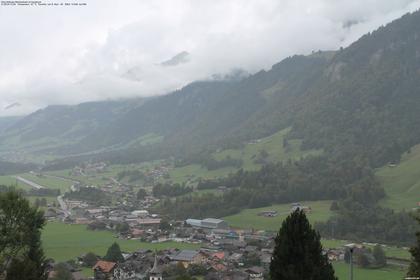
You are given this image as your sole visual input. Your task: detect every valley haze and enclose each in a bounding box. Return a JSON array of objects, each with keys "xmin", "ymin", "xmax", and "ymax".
[{"xmin": 2, "ymin": 2, "xmax": 420, "ymax": 280}]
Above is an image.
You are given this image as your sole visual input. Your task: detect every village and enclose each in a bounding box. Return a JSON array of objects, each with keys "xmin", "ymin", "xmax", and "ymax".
[
  {"xmin": 46, "ymin": 207, "xmax": 345, "ymax": 280},
  {"xmin": 1, "ymin": 157, "xmax": 412, "ymax": 280},
  {"xmin": 25, "ymin": 162, "xmax": 406, "ymax": 280},
  {"xmin": 44, "ymin": 189, "xmax": 373, "ymax": 280},
  {"xmin": 46, "ymin": 203, "xmax": 395, "ymax": 280}
]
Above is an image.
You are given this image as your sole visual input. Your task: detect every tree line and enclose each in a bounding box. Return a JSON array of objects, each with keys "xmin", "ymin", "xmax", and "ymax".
[
  {"xmin": 157, "ymin": 155, "xmax": 384, "ymax": 219},
  {"xmin": 64, "ymin": 187, "xmax": 111, "ymax": 206},
  {"xmin": 315, "ymin": 199, "xmax": 418, "ymax": 246},
  {"xmin": 153, "ymin": 182, "xmax": 192, "ymax": 198}
]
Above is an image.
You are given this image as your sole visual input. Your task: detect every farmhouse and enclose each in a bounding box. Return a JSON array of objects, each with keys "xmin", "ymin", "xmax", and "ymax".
[
  {"xmin": 137, "ymin": 218, "xmax": 161, "ymax": 228},
  {"xmin": 290, "ymin": 203, "xmax": 311, "ymax": 213},
  {"xmin": 132, "ymin": 210, "xmax": 149, "ymax": 217},
  {"xmin": 74, "ymin": 217, "xmax": 91, "ymax": 224},
  {"xmin": 212, "ymin": 251, "xmax": 225, "ymax": 260},
  {"xmin": 245, "ymin": 266, "xmax": 265, "ymax": 280},
  {"xmin": 209, "ymin": 263, "xmax": 228, "ymax": 273},
  {"xmin": 258, "ymin": 210, "xmax": 277, "ymax": 217},
  {"xmin": 93, "ymin": 260, "xmax": 116, "ymax": 280},
  {"xmin": 171, "ymin": 250, "xmax": 205, "ymax": 267},
  {"xmin": 130, "ymin": 228, "xmax": 145, "ymax": 238}
]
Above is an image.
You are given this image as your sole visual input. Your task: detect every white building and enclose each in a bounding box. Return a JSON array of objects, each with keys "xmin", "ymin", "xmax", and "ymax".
[{"xmin": 186, "ymin": 218, "xmax": 229, "ymax": 229}]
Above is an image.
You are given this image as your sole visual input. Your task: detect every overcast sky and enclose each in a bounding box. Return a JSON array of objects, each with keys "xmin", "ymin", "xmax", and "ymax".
[{"xmin": 0, "ymin": 0, "xmax": 420, "ymax": 116}]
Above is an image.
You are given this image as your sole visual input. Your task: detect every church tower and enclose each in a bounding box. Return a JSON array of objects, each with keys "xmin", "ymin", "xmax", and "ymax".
[{"xmin": 149, "ymin": 252, "xmax": 163, "ymax": 280}]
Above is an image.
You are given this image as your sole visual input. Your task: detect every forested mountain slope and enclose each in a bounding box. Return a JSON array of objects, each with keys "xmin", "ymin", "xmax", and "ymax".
[
  {"xmin": 0, "ymin": 116, "xmax": 21, "ymax": 133},
  {"xmin": 289, "ymin": 12, "xmax": 420, "ymax": 167},
  {"xmin": 0, "ymin": 99, "xmax": 144, "ymax": 161},
  {"xmin": 0, "ymin": 53, "xmax": 331, "ymax": 163}
]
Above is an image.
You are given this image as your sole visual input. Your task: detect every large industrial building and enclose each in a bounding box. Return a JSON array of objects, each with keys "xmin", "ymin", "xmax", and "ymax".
[{"xmin": 185, "ymin": 218, "xmax": 229, "ymax": 229}]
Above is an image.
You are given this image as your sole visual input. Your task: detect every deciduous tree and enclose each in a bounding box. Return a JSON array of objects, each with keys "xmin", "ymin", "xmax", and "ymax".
[
  {"xmin": 51, "ymin": 263, "xmax": 74, "ymax": 280},
  {"xmin": 373, "ymin": 245, "xmax": 386, "ymax": 266}
]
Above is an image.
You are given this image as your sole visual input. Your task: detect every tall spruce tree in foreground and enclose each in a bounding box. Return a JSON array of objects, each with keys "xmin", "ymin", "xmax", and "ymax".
[
  {"xmin": 408, "ymin": 216, "xmax": 420, "ymax": 277},
  {"xmin": 270, "ymin": 210, "xmax": 337, "ymax": 280},
  {"xmin": 0, "ymin": 189, "xmax": 47, "ymax": 280}
]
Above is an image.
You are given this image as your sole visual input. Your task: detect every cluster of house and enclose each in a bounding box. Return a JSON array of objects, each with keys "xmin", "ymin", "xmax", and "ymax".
[
  {"xmin": 45, "ymin": 236, "xmax": 407, "ymax": 280},
  {"xmin": 71, "ymin": 162, "xmax": 108, "ymax": 176},
  {"xmin": 46, "ymin": 201, "xmax": 409, "ymax": 280},
  {"xmin": 41, "ymin": 175, "xmax": 144, "ymax": 222},
  {"xmin": 74, "ymin": 207, "xmax": 162, "ymax": 233},
  {"xmin": 40, "ymin": 218, "xmax": 272, "ymax": 280},
  {"xmin": 143, "ymin": 165, "xmax": 171, "ymax": 181},
  {"xmin": 43, "ymin": 194, "xmax": 163, "ymax": 237},
  {"xmin": 90, "ymin": 246, "xmax": 268, "ymax": 280},
  {"xmin": 44, "ymin": 216, "xmax": 280, "ymax": 280}
]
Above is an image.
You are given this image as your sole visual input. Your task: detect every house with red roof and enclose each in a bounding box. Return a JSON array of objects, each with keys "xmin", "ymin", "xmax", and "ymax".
[{"xmin": 93, "ymin": 260, "xmax": 116, "ymax": 280}]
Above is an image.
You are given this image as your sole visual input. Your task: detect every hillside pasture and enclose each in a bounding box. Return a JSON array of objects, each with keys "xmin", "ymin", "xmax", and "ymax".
[
  {"xmin": 377, "ymin": 144, "xmax": 420, "ymax": 210},
  {"xmin": 168, "ymin": 128, "xmax": 321, "ymax": 185},
  {"xmin": 168, "ymin": 164, "xmax": 237, "ymax": 185},
  {"xmin": 321, "ymin": 239, "xmax": 410, "ymax": 260},
  {"xmin": 223, "ymin": 200, "xmax": 333, "ymax": 231},
  {"xmin": 213, "ymin": 128, "xmax": 322, "ymax": 171}
]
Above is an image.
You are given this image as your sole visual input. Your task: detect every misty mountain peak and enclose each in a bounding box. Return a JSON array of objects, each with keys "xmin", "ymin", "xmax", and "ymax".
[{"xmin": 161, "ymin": 51, "xmax": 190, "ymax": 66}]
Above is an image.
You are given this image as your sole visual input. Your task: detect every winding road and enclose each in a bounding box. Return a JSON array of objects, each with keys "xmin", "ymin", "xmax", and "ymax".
[{"xmin": 15, "ymin": 175, "xmax": 71, "ymax": 218}]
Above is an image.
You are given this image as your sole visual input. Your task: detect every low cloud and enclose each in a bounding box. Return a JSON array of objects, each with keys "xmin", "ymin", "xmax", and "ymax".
[{"xmin": 0, "ymin": 0, "xmax": 419, "ymax": 116}]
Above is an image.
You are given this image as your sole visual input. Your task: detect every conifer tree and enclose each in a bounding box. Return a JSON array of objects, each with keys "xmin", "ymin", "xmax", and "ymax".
[
  {"xmin": 103, "ymin": 242, "xmax": 124, "ymax": 263},
  {"xmin": 408, "ymin": 217, "xmax": 420, "ymax": 277},
  {"xmin": 270, "ymin": 210, "xmax": 337, "ymax": 280},
  {"xmin": 0, "ymin": 189, "xmax": 47, "ymax": 280}
]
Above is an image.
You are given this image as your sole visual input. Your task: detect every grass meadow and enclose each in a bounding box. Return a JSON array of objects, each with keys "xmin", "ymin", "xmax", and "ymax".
[
  {"xmin": 377, "ymin": 144, "xmax": 420, "ymax": 210},
  {"xmin": 223, "ymin": 200, "xmax": 334, "ymax": 231},
  {"xmin": 321, "ymin": 239, "xmax": 410, "ymax": 260},
  {"xmin": 168, "ymin": 128, "xmax": 321, "ymax": 185},
  {"xmin": 42, "ymin": 222, "xmax": 199, "ymax": 262},
  {"xmin": 19, "ymin": 173, "xmax": 73, "ymax": 192},
  {"xmin": 213, "ymin": 128, "xmax": 321, "ymax": 171},
  {"xmin": 0, "ymin": 175, "xmax": 31, "ymax": 190},
  {"xmin": 333, "ymin": 262, "xmax": 405, "ymax": 280}
]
